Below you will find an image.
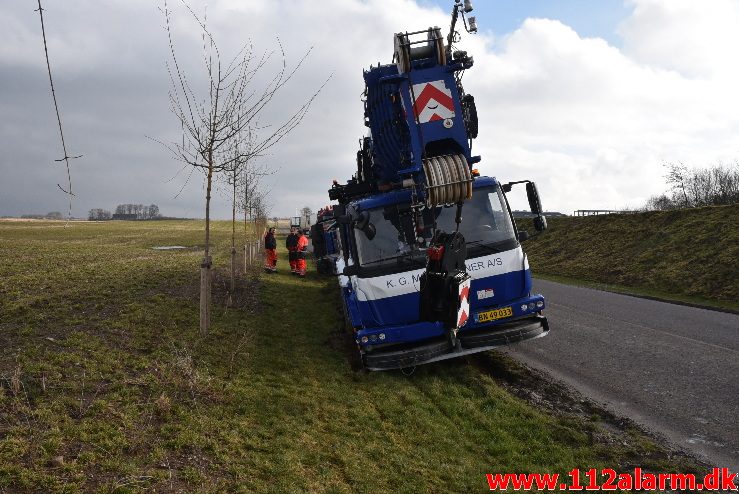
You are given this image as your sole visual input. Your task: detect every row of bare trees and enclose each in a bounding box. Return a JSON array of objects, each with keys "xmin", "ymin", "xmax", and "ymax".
[
  {"xmin": 88, "ymin": 204, "xmax": 161, "ymax": 220},
  {"xmin": 21, "ymin": 211, "xmax": 64, "ymax": 220},
  {"xmin": 159, "ymin": 0, "xmax": 326, "ymax": 333},
  {"xmin": 88, "ymin": 209, "xmax": 112, "ymax": 221},
  {"xmin": 644, "ymin": 162, "xmax": 739, "ymax": 211},
  {"xmin": 114, "ymin": 203, "xmax": 161, "ymax": 219}
]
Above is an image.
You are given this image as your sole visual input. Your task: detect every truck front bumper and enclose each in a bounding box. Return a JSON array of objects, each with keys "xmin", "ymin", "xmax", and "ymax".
[{"xmin": 363, "ymin": 315, "xmax": 549, "ymax": 371}]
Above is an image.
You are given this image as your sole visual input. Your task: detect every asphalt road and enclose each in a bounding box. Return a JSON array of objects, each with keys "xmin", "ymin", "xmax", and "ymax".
[{"xmin": 500, "ymin": 279, "xmax": 739, "ymax": 471}]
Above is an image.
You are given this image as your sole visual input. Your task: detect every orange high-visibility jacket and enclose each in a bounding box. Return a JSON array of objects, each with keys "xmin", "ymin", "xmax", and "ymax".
[{"xmin": 297, "ymin": 235, "xmax": 309, "ymax": 252}]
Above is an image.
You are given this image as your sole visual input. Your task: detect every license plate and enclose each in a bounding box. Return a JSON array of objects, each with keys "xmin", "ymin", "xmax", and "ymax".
[{"xmin": 476, "ymin": 306, "xmax": 513, "ymax": 323}]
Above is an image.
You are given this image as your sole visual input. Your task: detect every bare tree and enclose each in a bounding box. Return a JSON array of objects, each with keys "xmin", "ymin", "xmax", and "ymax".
[
  {"xmin": 646, "ymin": 161, "xmax": 739, "ymax": 210},
  {"xmin": 148, "ymin": 204, "xmax": 161, "ymax": 219},
  {"xmin": 88, "ymin": 209, "xmax": 112, "ymax": 221},
  {"xmin": 663, "ymin": 161, "xmax": 739, "ymax": 208},
  {"xmin": 238, "ymin": 151, "xmax": 272, "ymax": 273},
  {"xmin": 642, "ymin": 194, "xmax": 675, "ymax": 211},
  {"xmin": 224, "ymin": 130, "xmax": 252, "ymax": 306},
  {"xmin": 665, "ymin": 162, "xmax": 691, "ymax": 208},
  {"xmin": 158, "ymin": 0, "xmax": 328, "ymax": 333}
]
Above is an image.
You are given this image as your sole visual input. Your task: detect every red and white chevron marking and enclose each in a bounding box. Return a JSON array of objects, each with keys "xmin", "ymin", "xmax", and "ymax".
[
  {"xmin": 457, "ymin": 277, "xmax": 471, "ymax": 328},
  {"xmin": 412, "ymin": 80, "xmax": 455, "ymax": 123}
]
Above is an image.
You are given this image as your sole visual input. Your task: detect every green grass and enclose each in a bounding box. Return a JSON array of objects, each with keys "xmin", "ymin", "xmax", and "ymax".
[
  {"xmin": 518, "ymin": 205, "xmax": 739, "ymax": 311},
  {"xmin": 0, "ymin": 220, "xmax": 703, "ymax": 492}
]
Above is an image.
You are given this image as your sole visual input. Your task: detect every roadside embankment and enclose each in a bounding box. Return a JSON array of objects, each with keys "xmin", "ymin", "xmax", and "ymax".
[{"xmin": 519, "ymin": 204, "xmax": 739, "ymax": 311}]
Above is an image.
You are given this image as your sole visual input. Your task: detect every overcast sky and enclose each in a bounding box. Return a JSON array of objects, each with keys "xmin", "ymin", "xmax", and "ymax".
[{"xmin": 2, "ymin": 0, "xmax": 738, "ymax": 218}]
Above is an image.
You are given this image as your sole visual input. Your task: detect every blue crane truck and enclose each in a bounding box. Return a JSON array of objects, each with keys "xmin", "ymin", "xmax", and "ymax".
[{"xmin": 322, "ymin": 1, "xmax": 550, "ymax": 370}]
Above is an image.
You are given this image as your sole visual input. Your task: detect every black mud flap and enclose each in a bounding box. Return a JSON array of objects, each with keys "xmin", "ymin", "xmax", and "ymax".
[{"xmin": 363, "ymin": 316, "xmax": 549, "ymax": 371}]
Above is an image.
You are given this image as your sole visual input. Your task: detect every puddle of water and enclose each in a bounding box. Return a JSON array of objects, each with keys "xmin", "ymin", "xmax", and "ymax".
[
  {"xmin": 686, "ymin": 435, "xmax": 725, "ymax": 447},
  {"xmin": 151, "ymin": 246, "xmax": 187, "ymax": 250}
]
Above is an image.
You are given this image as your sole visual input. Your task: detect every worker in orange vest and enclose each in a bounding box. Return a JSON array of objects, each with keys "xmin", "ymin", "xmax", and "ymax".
[
  {"xmin": 263, "ymin": 227, "xmax": 277, "ymax": 273},
  {"xmin": 286, "ymin": 226, "xmax": 299, "ymax": 274},
  {"xmin": 295, "ymin": 229, "xmax": 309, "ymax": 277}
]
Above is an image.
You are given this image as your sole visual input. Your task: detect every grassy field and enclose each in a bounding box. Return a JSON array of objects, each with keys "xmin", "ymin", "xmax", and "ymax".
[
  {"xmin": 0, "ymin": 220, "xmax": 704, "ymax": 493},
  {"xmin": 519, "ymin": 204, "xmax": 739, "ymax": 311}
]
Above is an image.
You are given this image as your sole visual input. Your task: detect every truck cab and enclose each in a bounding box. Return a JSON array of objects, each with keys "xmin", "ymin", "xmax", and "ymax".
[{"xmin": 337, "ymin": 175, "xmax": 548, "ymax": 370}]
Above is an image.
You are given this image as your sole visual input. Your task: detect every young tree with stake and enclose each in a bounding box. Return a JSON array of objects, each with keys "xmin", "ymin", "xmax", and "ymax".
[{"xmin": 158, "ymin": 0, "xmax": 327, "ymax": 333}]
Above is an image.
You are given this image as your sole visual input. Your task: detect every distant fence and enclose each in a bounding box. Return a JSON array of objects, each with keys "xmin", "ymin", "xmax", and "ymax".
[
  {"xmin": 573, "ymin": 209, "xmax": 639, "ymax": 217},
  {"xmin": 511, "ymin": 211, "xmax": 567, "ymax": 218}
]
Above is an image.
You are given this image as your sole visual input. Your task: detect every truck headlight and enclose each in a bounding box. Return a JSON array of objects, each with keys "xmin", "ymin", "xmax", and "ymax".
[
  {"xmin": 536, "ymin": 301, "xmax": 544, "ymax": 309},
  {"xmin": 360, "ymin": 336, "xmax": 369, "ymax": 344}
]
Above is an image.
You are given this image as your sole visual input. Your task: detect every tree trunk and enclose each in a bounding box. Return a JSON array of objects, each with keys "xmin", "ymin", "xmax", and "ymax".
[
  {"xmin": 199, "ymin": 255, "xmax": 211, "ymax": 334},
  {"xmin": 230, "ymin": 247, "xmax": 236, "ymax": 286},
  {"xmin": 200, "ymin": 153, "xmax": 214, "ymax": 335},
  {"xmin": 229, "ymin": 175, "xmax": 237, "ymax": 307},
  {"xmin": 205, "ymin": 154, "xmax": 213, "ymax": 260},
  {"xmin": 244, "ymin": 169, "xmax": 249, "ymax": 272}
]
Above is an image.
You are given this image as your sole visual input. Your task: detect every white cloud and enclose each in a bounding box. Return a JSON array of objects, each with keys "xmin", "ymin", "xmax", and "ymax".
[
  {"xmin": 619, "ymin": 0, "xmax": 739, "ymax": 79},
  {"xmin": 461, "ymin": 8, "xmax": 739, "ymax": 212},
  {"xmin": 1, "ymin": 0, "xmax": 738, "ymax": 218}
]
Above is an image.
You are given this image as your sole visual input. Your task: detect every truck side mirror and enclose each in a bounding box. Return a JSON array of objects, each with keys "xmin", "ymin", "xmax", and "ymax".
[
  {"xmin": 518, "ymin": 230, "xmax": 529, "ymax": 241},
  {"xmin": 355, "ymin": 211, "xmax": 376, "ymax": 240},
  {"xmin": 533, "ymin": 215, "xmax": 547, "ymax": 232},
  {"xmin": 526, "ymin": 182, "xmax": 543, "ymax": 215},
  {"xmin": 362, "ymin": 224, "xmax": 376, "ymax": 240}
]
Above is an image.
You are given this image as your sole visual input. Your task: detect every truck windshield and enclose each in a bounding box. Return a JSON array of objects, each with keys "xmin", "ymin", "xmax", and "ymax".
[{"xmin": 354, "ymin": 185, "xmax": 517, "ymax": 269}]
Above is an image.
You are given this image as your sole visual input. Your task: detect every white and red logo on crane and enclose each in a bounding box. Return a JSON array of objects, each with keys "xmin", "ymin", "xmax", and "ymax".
[{"xmin": 412, "ymin": 80, "xmax": 456, "ymax": 123}]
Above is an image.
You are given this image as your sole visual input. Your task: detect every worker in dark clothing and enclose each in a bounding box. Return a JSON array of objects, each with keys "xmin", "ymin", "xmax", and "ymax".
[
  {"xmin": 296, "ymin": 229, "xmax": 309, "ymax": 277},
  {"xmin": 286, "ymin": 226, "xmax": 299, "ymax": 274},
  {"xmin": 263, "ymin": 227, "xmax": 277, "ymax": 273}
]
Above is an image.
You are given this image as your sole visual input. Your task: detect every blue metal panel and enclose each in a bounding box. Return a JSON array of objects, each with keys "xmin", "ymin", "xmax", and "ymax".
[
  {"xmin": 363, "ymin": 64, "xmax": 410, "ymax": 184},
  {"xmin": 356, "ymin": 268, "xmax": 530, "ymax": 329},
  {"xmin": 355, "ymin": 188, "xmax": 413, "ymax": 210},
  {"xmin": 356, "ymin": 289, "xmax": 546, "ymax": 347},
  {"xmin": 397, "ymin": 66, "xmax": 471, "ymax": 170},
  {"xmin": 362, "ymin": 55, "xmax": 475, "ymax": 193},
  {"xmin": 342, "ymin": 287, "xmax": 363, "ymax": 329},
  {"xmin": 468, "ymin": 270, "xmax": 528, "ymax": 312},
  {"xmin": 352, "ymin": 175, "xmax": 498, "ymax": 211},
  {"xmin": 357, "ymin": 320, "xmax": 445, "ymax": 346}
]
